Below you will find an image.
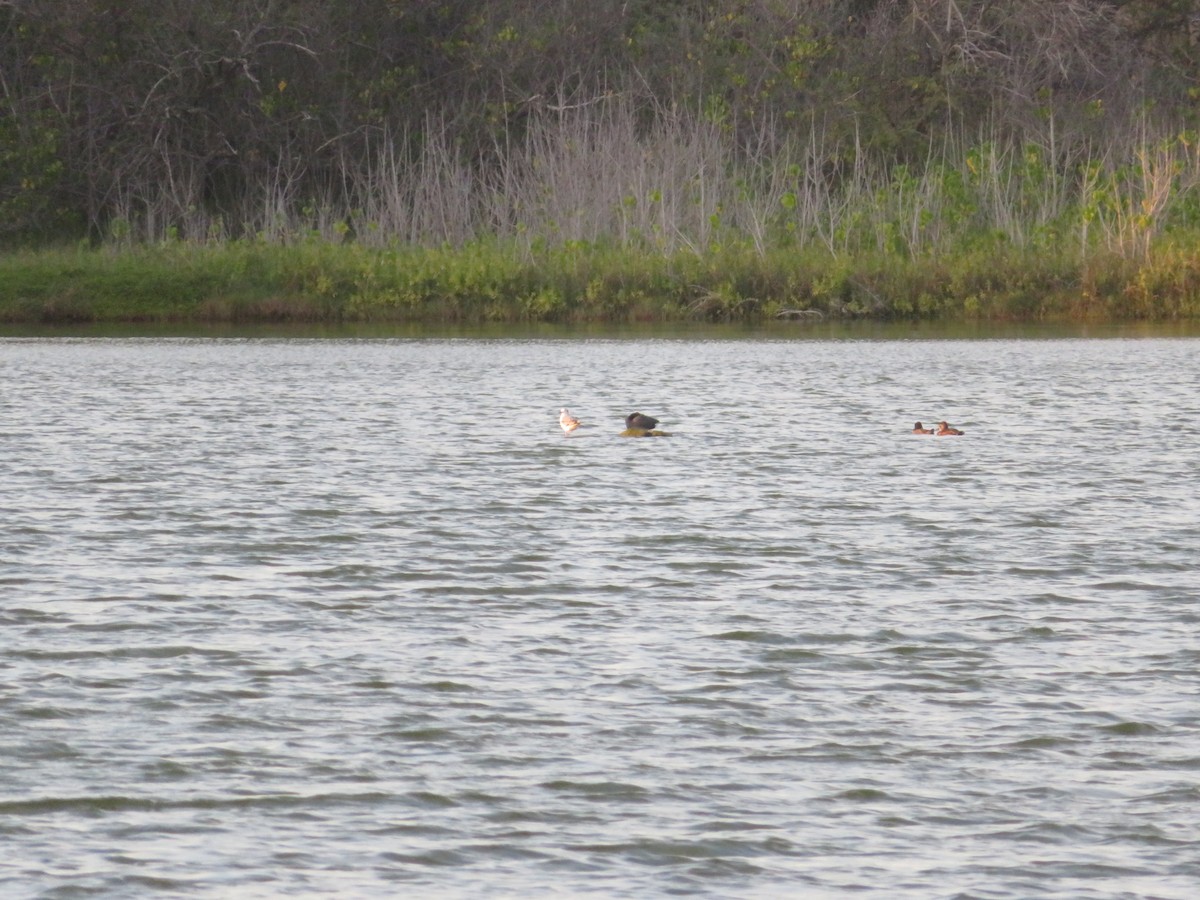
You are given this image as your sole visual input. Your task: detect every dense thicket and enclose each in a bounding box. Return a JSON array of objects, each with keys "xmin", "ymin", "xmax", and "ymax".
[{"xmin": 2, "ymin": 0, "xmax": 1199, "ymax": 246}]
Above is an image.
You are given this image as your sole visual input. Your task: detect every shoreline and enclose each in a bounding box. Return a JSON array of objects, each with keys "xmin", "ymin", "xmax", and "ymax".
[{"xmin": 2, "ymin": 240, "xmax": 1198, "ymax": 326}]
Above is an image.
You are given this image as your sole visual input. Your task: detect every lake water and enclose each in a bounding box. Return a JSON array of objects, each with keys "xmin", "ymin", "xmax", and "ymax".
[{"xmin": 2, "ymin": 330, "xmax": 1199, "ymax": 898}]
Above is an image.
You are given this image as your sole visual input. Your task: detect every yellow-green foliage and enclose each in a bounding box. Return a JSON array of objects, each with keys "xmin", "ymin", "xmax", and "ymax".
[
  {"xmin": 2, "ymin": 231, "xmax": 1200, "ymax": 325},
  {"xmin": 5, "ymin": 130, "xmax": 1200, "ymax": 324}
]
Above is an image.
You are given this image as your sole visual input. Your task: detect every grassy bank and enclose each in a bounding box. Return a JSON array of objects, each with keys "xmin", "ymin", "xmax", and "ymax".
[
  {"xmin": 5, "ymin": 121, "xmax": 1200, "ymax": 325},
  {"xmin": 2, "ymin": 237, "xmax": 1200, "ymax": 325}
]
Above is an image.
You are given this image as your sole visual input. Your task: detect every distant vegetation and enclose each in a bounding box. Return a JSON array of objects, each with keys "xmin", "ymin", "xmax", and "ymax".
[{"xmin": 3, "ymin": 1, "xmax": 1200, "ymax": 322}]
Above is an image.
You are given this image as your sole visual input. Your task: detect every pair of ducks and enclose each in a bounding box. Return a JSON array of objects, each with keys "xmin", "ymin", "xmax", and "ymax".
[
  {"xmin": 559, "ymin": 409, "xmax": 659, "ymax": 434},
  {"xmin": 564, "ymin": 410, "xmax": 966, "ymax": 436},
  {"xmin": 913, "ymin": 421, "xmax": 964, "ymax": 436}
]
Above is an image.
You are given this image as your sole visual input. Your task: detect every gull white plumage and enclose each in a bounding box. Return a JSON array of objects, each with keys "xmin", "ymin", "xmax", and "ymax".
[{"xmin": 559, "ymin": 407, "xmax": 582, "ymax": 433}]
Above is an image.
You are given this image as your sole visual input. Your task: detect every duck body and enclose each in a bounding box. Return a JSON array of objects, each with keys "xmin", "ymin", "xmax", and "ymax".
[
  {"xmin": 935, "ymin": 421, "xmax": 964, "ymax": 436},
  {"xmin": 625, "ymin": 412, "xmax": 660, "ymax": 430},
  {"xmin": 912, "ymin": 422, "xmax": 934, "ymax": 434},
  {"xmin": 620, "ymin": 428, "xmax": 671, "ymax": 437}
]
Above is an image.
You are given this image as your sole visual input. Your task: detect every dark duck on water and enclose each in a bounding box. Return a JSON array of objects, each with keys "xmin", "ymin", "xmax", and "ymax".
[{"xmin": 625, "ymin": 412, "xmax": 659, "ymax": 430}]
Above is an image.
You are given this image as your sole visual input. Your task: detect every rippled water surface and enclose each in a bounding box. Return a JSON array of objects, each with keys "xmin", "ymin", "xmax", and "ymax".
[{"xmin": 3, "ymin": 334, "xmax": 1199, "ymax": 898}]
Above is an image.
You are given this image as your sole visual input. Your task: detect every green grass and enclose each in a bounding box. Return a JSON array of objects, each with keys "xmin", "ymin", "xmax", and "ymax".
[
  {"xmin": 5, "ymin": 129, "xmax": 1200, "ymax": 325},
  {"xmin": 2, "ymin": 234, "xmax": 1199, "ymax": 325}
]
